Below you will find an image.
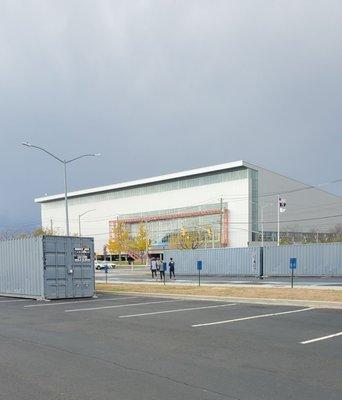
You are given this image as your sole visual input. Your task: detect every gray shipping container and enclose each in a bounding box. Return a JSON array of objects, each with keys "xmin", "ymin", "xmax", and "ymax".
[{"xmin": 0, "ymin": 235, "xmax": 95, "ymax": 300}]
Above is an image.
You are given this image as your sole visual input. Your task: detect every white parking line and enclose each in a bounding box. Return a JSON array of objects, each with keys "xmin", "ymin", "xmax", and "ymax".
[
  {"xmin": 192, "ymin": 307, "xmax": 315, "ymax": 327},
  {"xmin": 301, "ymin": 331, "xmax": 342, "ymax": 344},
  {"xmin": 0, "ymin": 299, "xmax": 29, "ymax": 303},
  {"xmin": 24, "ymin": 296, "xmax": 137, "ymax": 308},
  {"xmin": 119, "ymin": 303, "xmax": 237, "ymax": 318},
  {"xmin": 65, "ymin": 299, "xmax": 183, "ymax": 313}
]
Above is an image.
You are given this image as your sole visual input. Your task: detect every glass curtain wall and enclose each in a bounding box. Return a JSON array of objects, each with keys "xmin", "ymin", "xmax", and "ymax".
[{"xmin": 121, "ymin": 203, "xmax": 225, "ymax": 249}]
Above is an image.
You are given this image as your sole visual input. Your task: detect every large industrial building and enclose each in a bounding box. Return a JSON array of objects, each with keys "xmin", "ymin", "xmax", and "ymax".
[{"xmin": 35, "ymin": 161, "xmax": 342, "ymax": 254}]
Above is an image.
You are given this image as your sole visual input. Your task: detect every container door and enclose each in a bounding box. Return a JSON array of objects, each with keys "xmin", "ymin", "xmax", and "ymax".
[
  {"xmin": 70, "ymin": 238, "xmax": 94, "ymax": 298},
  {"xmin": 44, "ymin": 236, "xmax": 94, "ymax": 299},
  {"xmin": 44, "ymin": 237, "xmax": 68, "ymax": 299}
]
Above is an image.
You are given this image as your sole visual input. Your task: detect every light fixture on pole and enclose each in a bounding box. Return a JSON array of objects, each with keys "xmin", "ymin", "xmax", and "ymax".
[
  {"xmin": 78, "ymin": 209, "xmax": 96, "ymax": 237},
  {"xmin": 22, "ymin": 141, "xmax": 101, "ymax": 236}
]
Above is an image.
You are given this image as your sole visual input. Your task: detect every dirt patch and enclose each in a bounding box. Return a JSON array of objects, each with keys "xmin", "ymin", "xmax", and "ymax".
[{"xmin": 96, "ymin": 283, "xmax": 342, "ymax": 302}]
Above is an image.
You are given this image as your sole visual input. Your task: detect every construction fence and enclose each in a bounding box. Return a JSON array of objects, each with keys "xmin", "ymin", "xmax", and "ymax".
[{"xmin": 163, "ymin": 242, "xmax": 342, "ymax": 277}]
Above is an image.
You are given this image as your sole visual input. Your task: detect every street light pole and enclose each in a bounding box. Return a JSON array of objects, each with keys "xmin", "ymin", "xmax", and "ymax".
[
  {"xmin": 64, "ymin": 161, "xmax": 70, "ymax": 235},
  {"xmin": 78, "ymin": 209, "xmax": 96, "ymax": 237},
  {"xmin": 22, "ymin": 142, "xmax": 100, "ymax": 236},
  {"xmin": 277, "ymin": 195, "xmax": 280, "ymax": 246}
]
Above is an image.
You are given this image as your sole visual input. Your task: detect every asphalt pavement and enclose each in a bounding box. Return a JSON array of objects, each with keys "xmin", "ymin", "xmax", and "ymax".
[{"xmin": 0, "ymin": 293, "xmax": 341, "ymax": 399}]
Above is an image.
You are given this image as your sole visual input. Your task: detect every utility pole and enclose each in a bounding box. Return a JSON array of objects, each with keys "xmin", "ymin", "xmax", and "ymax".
[
  {"xmin": 261, "ymin": 207, "xmax": 264, "ymax": 248},
  {"xmin": 219, "ymin": 197, "xmax": 223, "ymax": 247},
  {"xmin": 50, "ymin": 219, "xmax": 53, "ymax": 233},
  {"xmin": 145, "ymin": 221, "xmax": 149, "ymax": 266}
]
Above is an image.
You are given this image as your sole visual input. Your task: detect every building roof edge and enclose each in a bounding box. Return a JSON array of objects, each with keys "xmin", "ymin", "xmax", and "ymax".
[{"xmin": 34, "ymin": 160, "xmax": 252, "ymax": 203}]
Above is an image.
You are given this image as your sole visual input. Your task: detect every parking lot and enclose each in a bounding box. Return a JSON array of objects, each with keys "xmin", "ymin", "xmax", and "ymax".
[{"xmin": 0, "ymin": 293, "xmax": 341, "ymax": 400}]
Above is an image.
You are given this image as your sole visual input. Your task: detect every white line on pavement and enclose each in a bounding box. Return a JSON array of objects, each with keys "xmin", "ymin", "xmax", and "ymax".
[
  {"xmin": 301, "ymin": 331, "xmax": 342, "ymax": 344},
  {"xmin": 119, "ymin": 303, "xmax": 237, "ymax": 318},
  {"xmin": 0, "ymin": 299, "xmax": 29, "ymax": 303},
  {"xmin": 192, "ymin": 307, "xmax": 315, "ymax": 327},
  {"xmin": 24, "ymin": 296, "xmax": 137, "ymax": 308},
  {"xmin": 65, "ymin": 299, "xmax": 183, "ymax": 313}
]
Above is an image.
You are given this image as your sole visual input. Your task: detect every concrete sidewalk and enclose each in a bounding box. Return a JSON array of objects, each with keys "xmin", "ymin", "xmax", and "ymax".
[{"xmin": 96, "ymin": 270, "xmax": 342, "ymax": 288}]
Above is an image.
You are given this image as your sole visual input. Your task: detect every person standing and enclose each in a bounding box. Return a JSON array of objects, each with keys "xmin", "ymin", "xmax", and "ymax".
[
  {"xmin": 150, "ymin": 258, "xmax": 157, "ymax": 279},
  {"xmin": 157, "ymin": 259, "xmax": 165, "ymax": 280},
  {"xmin": 169, "ymin": 257, "xmax": 175, "ymax": 279}
]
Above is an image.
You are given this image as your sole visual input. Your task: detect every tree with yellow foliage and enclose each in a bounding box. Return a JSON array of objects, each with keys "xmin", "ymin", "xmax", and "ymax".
[
  {"xmin": 169, "ymin": 228, "xmax": 204, "ymax": 250},
  {"xmin": 132, "ymin": 223, "xmax": 149, "ymax": 262},
  {"xmin": 107, "ymin": 221, "xmax": 131, "ymax": 262}
]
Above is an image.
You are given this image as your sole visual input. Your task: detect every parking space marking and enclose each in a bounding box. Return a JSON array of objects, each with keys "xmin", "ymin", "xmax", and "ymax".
[
  {"xmin": 192, "ymin": 307, "xmax": 315, "ymax": 327},
  {"xmin": 301, "ymin": 331, "xmax": 342, "ymax": 344},
  {"xmin": 65, "ymin": 299, "xmax": 183, "ymax": 313},
  {"xmin": 119, "ymin": 303, "xmax": 237, "ymax": 318},
  {"xmin": 0, "ymin": 299, "xmax": 30, "ymax": 303},
  {"xmin": 24, "ymin": 296, "xmax": 137, "ymax": 308}
]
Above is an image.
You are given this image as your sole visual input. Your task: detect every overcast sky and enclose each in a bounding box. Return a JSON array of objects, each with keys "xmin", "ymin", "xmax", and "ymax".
[{"xmin": 0, "ymin": 0, "xmax": 342, "ymax": 231}]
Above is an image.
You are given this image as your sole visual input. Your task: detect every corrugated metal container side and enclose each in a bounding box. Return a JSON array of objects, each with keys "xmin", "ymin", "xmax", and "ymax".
[
  {"xmin": 163, "ymin": 247, "xmax": 260, "ymax": 276},
  {"xmin": 263, "ymin": 243, "xmax": 342, "ymax": 276},
  {"xmin": 0, "ymin": 236, "xmax": 95, "ymax": 300},
  {"xmin": 0, "ymin": 236, "xmax": 44, "ymax": 298}
]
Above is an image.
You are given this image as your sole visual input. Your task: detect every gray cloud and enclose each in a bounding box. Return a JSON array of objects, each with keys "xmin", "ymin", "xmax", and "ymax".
[{"xmin": 0, "ymin": 0, "xmax": 341, "ymax": 230}]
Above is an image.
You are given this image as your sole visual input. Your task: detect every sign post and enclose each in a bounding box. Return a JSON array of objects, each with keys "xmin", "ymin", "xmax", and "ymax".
[
  {"xmin": 197, "ymin": 261, "xmax": 203, "ymax": 286},
  {"xmin": 163, "ymin": 262, "xmax": 167, "ymax": 286},
  {"xmin": 289, "ymin": 258, "xmax": 297, "ymax": 288},
  {"xmin": 104, "ymin": 264, "xmax": 109, "ymax": 284},
  {"xmin": 251, "ymin": 254, "xmax": 257, "ymax": 278}
]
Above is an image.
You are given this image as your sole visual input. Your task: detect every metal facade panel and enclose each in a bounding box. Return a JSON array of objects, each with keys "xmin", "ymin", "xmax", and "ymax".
[
  {"xmin": 43, "ymin": 236, "xmax": 95, "ymax": 299},
  {"xmin": 0, "ymin": 237, "xmax": 44, "ymax": 298},
  {"xmin": 163, "ymin": 247, "xmax": 260, "ymax": 276},
  {"xmin": 263, "ymin": 243, "xmax": 342, "ymax": 276}
]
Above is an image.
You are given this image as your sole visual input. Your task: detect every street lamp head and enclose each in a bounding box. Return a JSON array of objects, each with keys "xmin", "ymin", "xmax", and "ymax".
[
  {"xmin": 22, "ymin": 141, "xmax": 32, "ymax": 147},
  {"xmin": 93, "ymin": 153, "xmax": 101, "ymax": 157}
]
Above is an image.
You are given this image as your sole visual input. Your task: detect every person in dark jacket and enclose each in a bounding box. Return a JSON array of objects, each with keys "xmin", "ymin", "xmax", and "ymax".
[{"xmin": 169, "ymin": 258, "xmax": 175, "ymax": 279}]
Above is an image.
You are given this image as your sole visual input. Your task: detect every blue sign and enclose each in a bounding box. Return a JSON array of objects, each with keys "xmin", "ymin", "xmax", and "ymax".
[
  {"xmin": 104, "ymin": 265, "xmax": 109, "ymax": 273},
  {"xmin": 197, "ymin": 260, "xmax": 203, "ymax": 271},
  {"xmin": 290, "ymin": 258, "xmax": 297, "ymax": 269}
]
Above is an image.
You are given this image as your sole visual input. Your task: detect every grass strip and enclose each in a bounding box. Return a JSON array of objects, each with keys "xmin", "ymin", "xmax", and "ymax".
[{"xmin": 96, "ymin": 283, "xmax": 342, "ymax": 302}]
